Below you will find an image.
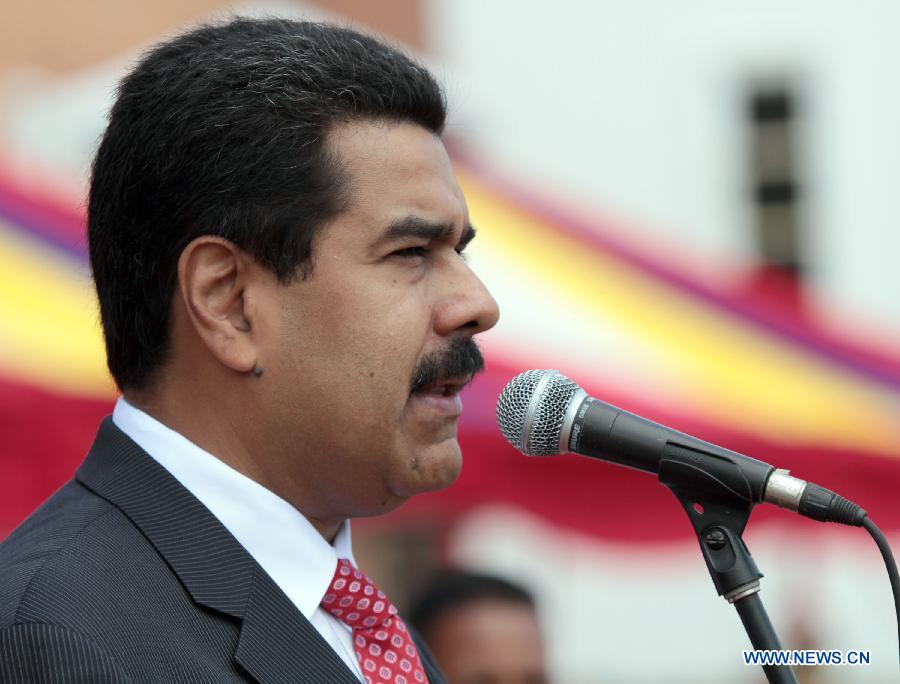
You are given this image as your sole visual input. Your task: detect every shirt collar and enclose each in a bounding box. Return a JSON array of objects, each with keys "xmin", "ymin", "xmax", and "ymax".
[{"xmin": 111, "ymin": 396, "xmax": 354, "ymax": 619}]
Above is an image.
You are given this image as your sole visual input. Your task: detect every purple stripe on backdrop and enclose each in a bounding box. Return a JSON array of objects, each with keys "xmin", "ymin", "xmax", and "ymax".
[
  {"xmin": 449, "ymin": 143, "xmax": 900, "ymax": 393},
  {"xmin": 0, "ymin": 183, "xmax": 87, "ymax": 262}
]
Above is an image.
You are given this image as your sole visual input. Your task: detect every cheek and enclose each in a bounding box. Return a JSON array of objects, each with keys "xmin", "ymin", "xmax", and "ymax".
[
  {"xmin": 351, "ymin": 299, "xmax": 432, "ymax": 390},
  {"xmin": 275, "ymin": 279, "xmax": 433, "ymax": 430},
  {"xmin": 316, "ymin": 280, "xmax": 429, "ymax": 355}
]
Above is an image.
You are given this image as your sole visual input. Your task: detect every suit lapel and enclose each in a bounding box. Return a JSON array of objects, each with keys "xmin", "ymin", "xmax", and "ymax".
[
  {"xmin": 235, "ymin": 567, "xmax": 358, "ymax": 684},
  {"xmin": 411, "ymin": 627, "xmax": 447, "ymax": 684},
  {"xmin": 76, "ymin": 417, "xmax": 359, "ymax": 684}
]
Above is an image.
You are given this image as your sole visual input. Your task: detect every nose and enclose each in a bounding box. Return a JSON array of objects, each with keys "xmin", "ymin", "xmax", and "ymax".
[{"xmin": 433, "ymin": 255, "xmax": 500, "ymax": 337}]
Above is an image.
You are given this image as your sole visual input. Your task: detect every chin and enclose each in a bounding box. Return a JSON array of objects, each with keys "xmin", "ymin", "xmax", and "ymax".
[{"xmin": 393, "ymin": 439, "xmax": 463, "ymax": 498}]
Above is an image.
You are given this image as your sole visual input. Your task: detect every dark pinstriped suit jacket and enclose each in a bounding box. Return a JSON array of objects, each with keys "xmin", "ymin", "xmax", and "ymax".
[{"xmin": 0, "ymin": 418, "xmax": 445, "ymax": 683}]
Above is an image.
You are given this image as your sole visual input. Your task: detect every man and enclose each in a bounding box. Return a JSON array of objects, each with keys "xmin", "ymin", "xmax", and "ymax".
[
  {"xmin": 410, "ymin": 571, "xmax": 548, "ymax": 684},
  {"xmin": 0, "ymin": 17, "xmax": 499, "ymax": 683}
]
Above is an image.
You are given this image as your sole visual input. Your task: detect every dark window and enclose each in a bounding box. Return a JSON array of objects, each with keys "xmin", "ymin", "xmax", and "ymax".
[{"xmin": 748, "ymin": 87, "xmax": 803, "ymax": 275}]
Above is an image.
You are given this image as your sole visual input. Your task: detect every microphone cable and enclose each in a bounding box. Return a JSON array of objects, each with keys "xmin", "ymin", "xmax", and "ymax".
[{"xmin": 862, "ymin": 516, "xmax": 900, "ymax": 676}]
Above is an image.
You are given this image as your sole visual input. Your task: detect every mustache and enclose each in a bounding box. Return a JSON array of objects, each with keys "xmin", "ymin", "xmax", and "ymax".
[{"xmin": 410, "ymin": 337, "xmax": 485, "ymax": 393}]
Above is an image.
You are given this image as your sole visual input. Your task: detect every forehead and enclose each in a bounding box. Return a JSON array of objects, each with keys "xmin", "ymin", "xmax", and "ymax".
[{"xmin": 326, "ymin": 119, "xmax": 468, "ymax": 234}]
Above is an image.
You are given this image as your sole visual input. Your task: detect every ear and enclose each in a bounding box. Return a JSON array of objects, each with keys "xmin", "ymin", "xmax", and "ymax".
[{"xmin": 177, "ymin": 236, "xmax": 262, "ymax": 375}]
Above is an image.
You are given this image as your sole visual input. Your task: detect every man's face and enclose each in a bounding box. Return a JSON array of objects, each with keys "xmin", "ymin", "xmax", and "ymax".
[
  {"xmin": 425, "ymin": 599, "xmax": 547, "ymax": 684},
  {"xmin": 257, "ymin": 120, "xmax": 499, "ymax": 521}
]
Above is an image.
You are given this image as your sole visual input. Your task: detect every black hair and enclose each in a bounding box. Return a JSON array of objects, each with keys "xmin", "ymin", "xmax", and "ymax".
[
  {"xmin": 88, "ymin": 17, "xmax": 446, "ymax": 391},
  {"xmin": 409, "ymin": 570, "xmax": 536, "ymax": 637}
]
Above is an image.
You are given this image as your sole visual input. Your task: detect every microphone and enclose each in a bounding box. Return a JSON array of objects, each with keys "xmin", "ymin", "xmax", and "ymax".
[{"xmin": 496, "ymin": 369, "xmax": 867, "ymax": 526}]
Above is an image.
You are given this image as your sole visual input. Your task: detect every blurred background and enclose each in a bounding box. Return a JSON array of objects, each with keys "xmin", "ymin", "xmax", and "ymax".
[{"xmin": 2, "ymin": 1, "xmax": 899, "ymax": 682}]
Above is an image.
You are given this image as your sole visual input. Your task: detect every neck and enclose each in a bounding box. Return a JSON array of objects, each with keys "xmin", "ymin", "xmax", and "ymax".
[{"xmin": 122, "ymin": 386, "xmax": 345, "ymax": 543}]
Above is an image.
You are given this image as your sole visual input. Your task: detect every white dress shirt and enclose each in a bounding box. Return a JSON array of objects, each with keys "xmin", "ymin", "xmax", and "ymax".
[{"xmin": 112, "ymin": 397, "xmax": 364, "ymax": 680}]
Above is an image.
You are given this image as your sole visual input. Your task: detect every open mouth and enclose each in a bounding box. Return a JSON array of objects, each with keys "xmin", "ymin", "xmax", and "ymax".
[
  {"xmin": 412, "ymin": 375, "xmax": 473, "ymax": 397},
  {"xmin": 410, "ymin": 375, "xmax": 473, "ymax": 416},
  {"xmin": 417, "ymin": 383, "xmax": 460, "ymax": 398}
]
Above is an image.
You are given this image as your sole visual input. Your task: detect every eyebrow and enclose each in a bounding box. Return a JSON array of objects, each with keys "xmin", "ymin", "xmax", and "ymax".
[{"xmin": 373, "ymin": 215, "xmax": 477, "ymax": 250}]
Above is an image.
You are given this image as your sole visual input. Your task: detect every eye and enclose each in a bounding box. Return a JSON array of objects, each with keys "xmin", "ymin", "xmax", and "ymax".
[{"xmin": 391, "ymin": 246, "xmax": 430, "ymax": 260}]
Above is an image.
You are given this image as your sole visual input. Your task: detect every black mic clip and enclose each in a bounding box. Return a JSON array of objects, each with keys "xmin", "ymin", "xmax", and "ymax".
[
  {"xmin": 658, "ymin": 441, "xmax": 765, "ymax": 600},
  {"xmin": 659, "ymin": 441, "xmax": 799, "ymax": 683}
]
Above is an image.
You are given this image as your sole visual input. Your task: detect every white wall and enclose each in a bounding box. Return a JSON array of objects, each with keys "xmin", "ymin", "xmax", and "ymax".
[
  {"xmin": 428, "ymin": 0, "xmax": 900, "ymax": 337},
  {"xmin": 7, "ymin": 0, "xmax": 899, "ymax": 338}
]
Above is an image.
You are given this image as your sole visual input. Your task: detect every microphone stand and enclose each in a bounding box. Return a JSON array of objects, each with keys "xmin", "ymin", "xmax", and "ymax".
[{"xmin": 658, "ymin": 443, "xmax": 798, "ymax": 684}]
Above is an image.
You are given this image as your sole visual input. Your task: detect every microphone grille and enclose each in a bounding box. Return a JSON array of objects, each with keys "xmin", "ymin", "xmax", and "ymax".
[{"xmin": 496, "ymin": 370, "xmax": 583, "ymax": 456}]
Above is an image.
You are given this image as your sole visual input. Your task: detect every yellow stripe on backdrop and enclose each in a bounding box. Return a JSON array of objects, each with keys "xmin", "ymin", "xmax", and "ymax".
[
  {"xmin": 459, "ymin": 169, "xmax": 900, "ymax": 456},
  {"xmin": 2, "ymin": 168, "xmax": 900, "ymax": 458},
  {"xmin": 0, "ymin": 221, "xmax": 114, "ymax": 399}
]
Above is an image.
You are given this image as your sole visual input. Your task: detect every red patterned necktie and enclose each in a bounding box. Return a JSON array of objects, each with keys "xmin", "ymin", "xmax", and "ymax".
[{"xmin": 322, "ymin": 558, "xmax": 427, "ymax": 684}]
